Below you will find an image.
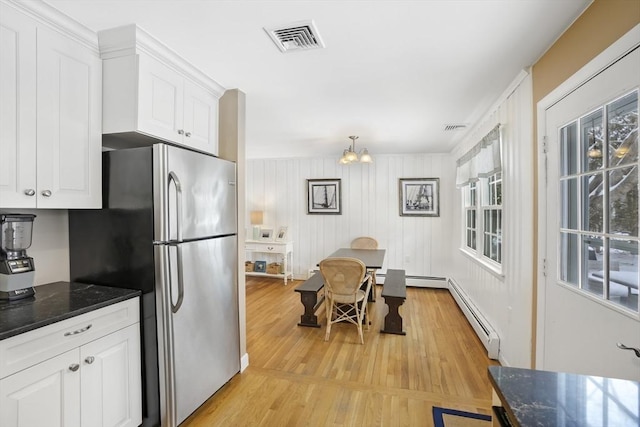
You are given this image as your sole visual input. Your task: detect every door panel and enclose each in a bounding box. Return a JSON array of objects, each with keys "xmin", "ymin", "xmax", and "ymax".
[
  {"xmin": 544, "ymin": 47, "xmax": 640, "ymax": 380},
  {"xmin": 169, "ymin": 236, "xmax": 239, "ymax": 425},
  {"xmin": 155, "ymin": 144, "xmax": 237, "ymax": 242},
  {"xmin": 183, "ymin": 79, "xmax": 218, "ymax": 155}
]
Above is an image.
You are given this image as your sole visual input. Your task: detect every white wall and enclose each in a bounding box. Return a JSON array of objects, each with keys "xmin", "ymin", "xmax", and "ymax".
[
  {"xmin": 448, "ymin": 72, "xmax": 534, "ymax": 368},
  {"xmin": 246, "ymin": 154, "xmax": 455, "ymax": 280},
  {"xmin": 0, "ymin": 209, "xmax": 70, "ymax": 285}
]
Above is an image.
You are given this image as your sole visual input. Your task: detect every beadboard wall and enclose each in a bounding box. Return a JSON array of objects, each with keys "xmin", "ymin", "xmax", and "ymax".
[{"xmin": 245, "ymin": 154, "xmax": 456, "ymax": 281}]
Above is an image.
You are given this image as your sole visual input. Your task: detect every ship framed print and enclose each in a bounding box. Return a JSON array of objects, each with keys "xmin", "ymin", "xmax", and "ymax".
[
  {"xmin": 307, "ymin": 179, "xmax": 342, "ymax": 214},
  {"xmin": 399, "ymin": 178, "xmax": 440, "ymax": 217}
]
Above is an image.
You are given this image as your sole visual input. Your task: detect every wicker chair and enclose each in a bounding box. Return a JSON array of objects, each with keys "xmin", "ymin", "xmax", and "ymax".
[
  {"xmin": 351, "ymin": 237, "xmax": 379, "ymax": 297},
  {"xmin": 319, "ymin": 257, "xmax": 372, "ymax": 344}
]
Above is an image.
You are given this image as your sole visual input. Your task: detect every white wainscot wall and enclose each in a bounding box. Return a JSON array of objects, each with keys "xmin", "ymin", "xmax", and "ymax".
[
  {"xmin": 449, "ymin": 72, "xmax": 535, "ymax": 368},
  {"xmin": 246, "ymin": 154, "xmax": 455, "ymax": 281}
]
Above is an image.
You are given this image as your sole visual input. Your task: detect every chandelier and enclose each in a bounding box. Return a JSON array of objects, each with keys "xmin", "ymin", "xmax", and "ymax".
[{"xmin": 338, "ymin": 136, "xmax": 373, "ymax": 164}]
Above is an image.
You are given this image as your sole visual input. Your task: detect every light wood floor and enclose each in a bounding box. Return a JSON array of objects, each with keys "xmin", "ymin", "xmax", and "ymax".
[{"xmin": 182, "ymin": 277, "xmax": 500, "ymax": 426}]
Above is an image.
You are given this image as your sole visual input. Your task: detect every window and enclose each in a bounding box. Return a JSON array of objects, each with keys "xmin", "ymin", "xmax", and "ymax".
[
  {"xmin": 558, "ymin": 90, "xmax": 638, "ymax": 313},
  {"xmin": 462, "ymin": 174, "xmax": 503, "ymax": 265},
  {"xmin": 457, "ymin": 124, "xmax": 503, "ymax": 269}
]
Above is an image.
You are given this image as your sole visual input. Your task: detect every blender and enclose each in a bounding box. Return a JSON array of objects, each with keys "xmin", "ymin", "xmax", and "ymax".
[{"xmin": 0, "ymin": 214, "xmax": 36, "ymax": 300}]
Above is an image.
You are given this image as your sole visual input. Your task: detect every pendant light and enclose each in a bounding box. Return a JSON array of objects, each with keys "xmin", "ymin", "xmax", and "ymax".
[{"xmin": 338, "ymin": 136, "xmax": 373, "ymax": 164}]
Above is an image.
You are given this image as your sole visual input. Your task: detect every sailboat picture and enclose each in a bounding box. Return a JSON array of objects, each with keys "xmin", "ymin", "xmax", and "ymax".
[
  {"xmin": 399, "ymin": 178, "xmax": 440, "ymax": 217},
  {"xmin": 307, "ymin": 179, "xmax": 342, "ymax": 214}
]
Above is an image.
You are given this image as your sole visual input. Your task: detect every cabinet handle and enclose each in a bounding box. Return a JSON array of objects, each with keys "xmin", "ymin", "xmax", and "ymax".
[
  {"xmin": 64, "ymin": 324, "xmax": 92, "ymax": 336},
  {"xmin": 24, "ymin": 189, "xmax": 36, "ymax": 196},
  {"xmin": 267, "ymin": 247, "xmax": 274, "ymax": 251},
  {"xmin": 69, "ymin": 363, "xmax": 80, "ymax": 372},
  {"xmin": 85, "ymin": 356, "xmax": 95, "ymax": 364},
  {"xmin": 177, "ymin": 129, "xmax": 184, "ymax": 135},
  {"xmin": 41, "ymin": 190, "xmax": 52, "ymax": 197},
  {"xmin": 185, "ymin": 131, "xmax": 191, "ymax": 138}
]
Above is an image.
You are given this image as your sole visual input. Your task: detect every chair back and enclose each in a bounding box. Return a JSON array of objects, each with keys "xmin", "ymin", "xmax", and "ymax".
[
  {"xmin": 350, "ymin": 237, "xmax": 378, "ymax": 250},
  {"xmin": 319, "ymin": 257, "xmax": 366, "ymax": 297}
]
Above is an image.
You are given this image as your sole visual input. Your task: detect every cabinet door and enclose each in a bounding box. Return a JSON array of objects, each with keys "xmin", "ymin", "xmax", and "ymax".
[
  {"xmin": 36, "ymin": 25, "xmax": 102, "ymax": 208},
  {"xmin": 0, "ymin": 349, "xmax": 81, "ymax": 427},
  {"xmin": 0, "ymin": 4, "xmax": 37, "ymax": 208},
  {"xmin": 80, "ymin": 324, "xmax": 142, "ymax": 427},
  {"xmin": 183, "ymin": 78, "xmax": 218, "ymax": 155},
  {"xmin": 138, "ymin": 53, "xmax": 183, "ymax": 144}
]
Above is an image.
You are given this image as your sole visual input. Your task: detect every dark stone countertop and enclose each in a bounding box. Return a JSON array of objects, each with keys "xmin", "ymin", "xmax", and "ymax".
[
  {"xmin": 0, "ymin": 281, "xmax": 140, "ymax": 341},
  {"xmin": 488, "ymin": 365, "xmax": 640, "ymax": 427}
]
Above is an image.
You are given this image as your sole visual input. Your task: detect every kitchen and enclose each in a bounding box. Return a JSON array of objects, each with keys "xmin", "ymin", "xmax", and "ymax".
[{"xmin": 1, "ymin": 0, "xmax": 639, "ymax": 426}]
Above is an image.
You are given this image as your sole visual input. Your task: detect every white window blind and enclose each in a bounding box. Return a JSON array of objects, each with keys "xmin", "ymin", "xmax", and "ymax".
[{"xmin": 456, "ymin": 124, "xmax": 502, "ymax": 187}]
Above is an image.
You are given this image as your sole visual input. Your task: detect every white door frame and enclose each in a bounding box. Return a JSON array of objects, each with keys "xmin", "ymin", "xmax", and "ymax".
[{"xmin": 535, "ymin": 24, "xmax": 640, "ymax": 369}]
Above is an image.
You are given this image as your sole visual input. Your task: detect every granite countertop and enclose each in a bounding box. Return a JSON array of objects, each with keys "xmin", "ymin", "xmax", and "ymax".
[
  {"xmin": 0, "ymin": 281, "xmax": 140, "ymax": 340},
  {"xmin": 489, "ymin": 365, "xmax": 640, "ymax": 427}
]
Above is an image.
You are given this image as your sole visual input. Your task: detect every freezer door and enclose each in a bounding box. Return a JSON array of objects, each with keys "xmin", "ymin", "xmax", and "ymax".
[
  {"xmin": 154, "ymin": 144, "xmax": 236, "ymax": 242},
  {"xmin": 155, "ymin": 235, "xmax": 240, "ymax": 426}
]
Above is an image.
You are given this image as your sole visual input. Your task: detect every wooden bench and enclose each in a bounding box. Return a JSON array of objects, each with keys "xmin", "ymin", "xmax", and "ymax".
[
  {"xmin": 294, "ymin": 272, "xmax": 324, "ymax": 327},
  {"xmin": 381, "ymin": 269, "xmax": 406, "ymax": 335}
]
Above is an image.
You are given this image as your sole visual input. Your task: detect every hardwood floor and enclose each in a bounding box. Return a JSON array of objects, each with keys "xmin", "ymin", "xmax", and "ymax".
[{"xmin": 182, "ymin": 277, "xmax": 500, "ymax": 426}]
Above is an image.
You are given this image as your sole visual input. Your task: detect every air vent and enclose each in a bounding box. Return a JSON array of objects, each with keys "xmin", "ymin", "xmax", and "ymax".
[
  {"xmin": 264, "ymin": 20, "xmax": 325, "ymax": 53},
  {"xmin": 444, "ymin": 124, "xmax": 467, "ymax": 131}
]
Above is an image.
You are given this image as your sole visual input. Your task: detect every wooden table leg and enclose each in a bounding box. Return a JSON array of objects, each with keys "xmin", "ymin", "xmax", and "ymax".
[
  {"xmin": 381, "ymin": 296, "xmax": 406, "ymax": 335},
  {"xmin": 298, "ymin": 291, "xmax": 322, "ymax": 327}
]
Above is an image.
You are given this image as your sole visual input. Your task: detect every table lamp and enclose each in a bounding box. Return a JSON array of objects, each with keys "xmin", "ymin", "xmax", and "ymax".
[{"xmin": 250, "ymin": 210, "xmax": 263, "ymax": 240}]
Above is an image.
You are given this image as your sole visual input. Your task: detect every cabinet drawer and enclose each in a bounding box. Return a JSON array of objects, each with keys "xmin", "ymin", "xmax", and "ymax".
[
  {"xmin": 0, "ymin": 298, "xmax": 139, "ymax": 379},
  {"xmin": 246, "ymin": 243, "xmax": 283, "ymax": 253}
]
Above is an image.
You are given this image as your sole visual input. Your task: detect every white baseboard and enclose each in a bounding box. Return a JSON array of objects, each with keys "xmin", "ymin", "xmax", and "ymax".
[{"xmin": 240, "ymin": 352, "xmax": 249, "ymax": 372}]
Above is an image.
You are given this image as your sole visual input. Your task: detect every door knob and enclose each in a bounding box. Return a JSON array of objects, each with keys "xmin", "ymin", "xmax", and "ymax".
[
  {"xmin": 85, "ymin": 356, "xmax": 95, "ymax": 364},
  {"xmin": 24, "ymin": 189, "xmax": 35, "ymax": 196},
  {"xmin": 41, "ymin": 190, "xmax": 52, "ymax": 197},
  {"xmin": 68, "ymin": 363, "xmax": 80, "ymax": 372},
  {"xmin": 616, "ymin": 343, "xmax": 640, "ymax": 358}
]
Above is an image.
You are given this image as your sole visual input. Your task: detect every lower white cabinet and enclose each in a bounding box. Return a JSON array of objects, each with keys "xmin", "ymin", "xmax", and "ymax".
[{"xmin": 0, "ymin": 299, "xmax": 142, "ymax": 427}]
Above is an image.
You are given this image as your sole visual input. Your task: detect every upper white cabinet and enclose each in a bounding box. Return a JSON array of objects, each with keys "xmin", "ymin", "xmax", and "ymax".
[
  {"xmin": 99, "ymin": 24, "xmax": 225, "ymax": 155},
  {"xmin": 0, "ymin": 0, "xmax": 102, "ymax": 209}
]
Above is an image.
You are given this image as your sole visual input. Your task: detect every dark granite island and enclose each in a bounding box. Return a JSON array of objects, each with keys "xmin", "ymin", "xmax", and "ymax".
[
  {"xmin": 488, "ymin": 365, "xmax": 640, "ymax": 426},
  {"xmin": 0, "ymin": 281, "xmax": 140, "ymax": 340}
]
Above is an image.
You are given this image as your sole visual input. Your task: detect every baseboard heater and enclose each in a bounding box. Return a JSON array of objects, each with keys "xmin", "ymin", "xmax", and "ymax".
[{"xmin": 448, "ymin": 278, "xmax": 500, "ymax": 360}]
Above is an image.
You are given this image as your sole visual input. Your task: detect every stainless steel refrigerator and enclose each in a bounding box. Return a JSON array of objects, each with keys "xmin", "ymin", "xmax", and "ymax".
[{"xmin": 69, "ymin": 143, "xmax": 240, "ymax": 427}]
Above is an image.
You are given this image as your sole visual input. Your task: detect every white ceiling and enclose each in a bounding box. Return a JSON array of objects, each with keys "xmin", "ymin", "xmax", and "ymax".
[{"xmin": 46, "ymin": 0, "xmax": 591, "ymax": 159}]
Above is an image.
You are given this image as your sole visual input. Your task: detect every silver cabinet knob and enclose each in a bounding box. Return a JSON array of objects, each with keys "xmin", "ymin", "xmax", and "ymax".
[
  {"xmin": 177, "ymin": 129, "xmax": 184, "ymax": 135},
  {"xmin": 85, "ymin": 356, "xmax": 95, "ymax": 364},
  {"xmin": 69, "ymin": 363, "xmax": 80, "ymax": 372},
  {"xmin": 185, "ymin": 131, "xmax": 191, "ymax": 138},
  {"xmin": 41, "ymin": 190, "xmax": 52, "ymax": 197},
  {"xmin": 24, "ymin": 189, "xmax": 36, "ymax": 196}
]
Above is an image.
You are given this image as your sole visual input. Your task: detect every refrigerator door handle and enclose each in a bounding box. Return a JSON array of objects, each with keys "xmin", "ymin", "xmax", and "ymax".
[
  {"xmin": 171, "ymin": 244, "xmax": 185, "ymax": 313},
  {"xmin": 168, "ymin": 171, "xmax": 183, "ymax": 242}
]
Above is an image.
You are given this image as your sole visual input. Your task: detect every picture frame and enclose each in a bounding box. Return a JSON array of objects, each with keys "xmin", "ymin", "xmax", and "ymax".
[
  {"xmin": 254, "ymin": 260, "xmax": 267, "ymax": 273},
  {"xmin": 307, "ymin": 179, "xmax": 341, "ymax": 214},
  {"xmin": 275, "ymin": 226, "xmax": 288, "ymax": 241},
  {"xmin": 399, "ymin": 178, "xmax": 440, "ymax": 217},
  {"xmin": 260, "ymin": 228, "xmax": 273, "ymax": 240}
]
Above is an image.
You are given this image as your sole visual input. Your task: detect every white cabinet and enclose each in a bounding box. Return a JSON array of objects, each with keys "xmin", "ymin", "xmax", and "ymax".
[
  {"xmin": 0, "ymin": 0, "xmax": 102, "ymax": 209},
  {"xmin": 245, "ymin": 240, "xmax": 294, "ymax": 285},
  {"xmin": 99, "ymin": 24, "xmax": 224, "ymax": 155},
  {"xmin": 0, "ymin": 298, "xmax": 142, "ymax": 427}
]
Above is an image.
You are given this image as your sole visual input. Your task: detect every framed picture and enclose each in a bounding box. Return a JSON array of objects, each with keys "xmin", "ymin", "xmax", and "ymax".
[
  {"xmin": 260, "ymin": 228, "xmax": 273, "ymax": 240},
  {"xmin": 254, "ymin": 260, "xmax": 267, "ymax": 273},
  {"xmin": 307, "ymin": 179, "xmax": 341, "ymax": 214},
  {"xmin": 275, "ymin": 226, "xmax": 288, "ymax": 241},
  {"xmin": 399, "ymin": 178, "xmax": 440, "ymax": 217}
]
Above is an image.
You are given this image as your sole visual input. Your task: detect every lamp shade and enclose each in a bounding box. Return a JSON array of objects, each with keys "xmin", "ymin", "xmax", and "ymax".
[{"xmin": 250, "ymin": 210, "xmax": 263, "ymax": 225}]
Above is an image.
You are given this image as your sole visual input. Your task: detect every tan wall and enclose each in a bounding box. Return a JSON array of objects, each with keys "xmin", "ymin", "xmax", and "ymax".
[
  {"xmin": 533, "ymin": 0, "xmax": 639, "ymax": 104},
  {"xmin": 530, "ymin": 0, "xmax": 639, "ymax": 366}
]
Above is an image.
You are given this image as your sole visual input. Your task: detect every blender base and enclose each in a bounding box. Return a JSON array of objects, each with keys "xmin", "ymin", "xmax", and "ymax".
[{"xmin": 0, "ymin": 287, "xmax": 35, "ymax": 301}]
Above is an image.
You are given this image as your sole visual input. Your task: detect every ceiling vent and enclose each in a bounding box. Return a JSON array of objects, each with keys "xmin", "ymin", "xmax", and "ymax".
[
  {"xmin": 444, "ymin": 124, "xmax": 467, "ymax": 131},
  {"xmin": 264, "ymin": 20, "xmax": 325, "ymax": 53}
]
